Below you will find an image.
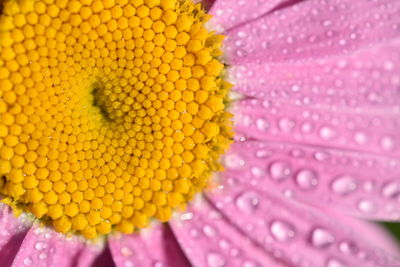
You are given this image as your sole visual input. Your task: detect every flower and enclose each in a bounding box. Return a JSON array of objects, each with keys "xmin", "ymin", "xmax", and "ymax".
[
  {"xmin": 0, "ymin": 0, "xmax": 399, "ymax": 266},
  {"xmin": 0, "ymin": 0, "xmax": 232, "ymax": 238}
]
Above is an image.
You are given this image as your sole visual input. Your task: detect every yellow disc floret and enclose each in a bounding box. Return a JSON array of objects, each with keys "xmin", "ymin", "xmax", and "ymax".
[{"xmin": 0, "ymin": 0, "xmax": 231, "ymax": 238}]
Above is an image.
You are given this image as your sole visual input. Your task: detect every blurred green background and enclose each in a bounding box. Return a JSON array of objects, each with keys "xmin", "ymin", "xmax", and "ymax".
[{"xmin": 383, "ymin": 223, "xmax": 400, "ymax": 243}]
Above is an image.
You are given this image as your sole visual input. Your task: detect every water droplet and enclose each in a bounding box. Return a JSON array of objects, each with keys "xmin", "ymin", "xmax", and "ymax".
[
  {"xmin": 295, "ymin": 169, "xmax": 319, "ymax": 190},
  {"xmin": 381, "ymin": 136, "xmax": 395, "ymax": 151},
  {"xmin": 250, "ymin": 167, "xmax": 265, "ymax": 178},
  {"xmin": 207, "ymin": 252, "xmax": 226, "ymax": 267},
  {"xmin": 339, "ymin": 241, "xmax": 357, "ymax": 255},
  {"xmin": 268, "ymin": 161, "xmax": 292, "ymax": 181},
  {"xmin": 323, "ymin": 20, "xmax": 333, "ymax": 27},
  {"xmin": 189, "ymin": 228, "xmax": 199, "ymax": 238},
  {"xmin": 23, "ymin": 257, "xmax": 32, "ymax": 266},
  {"xmin": 363, "ymin": 181, "xmax": 375, "ymax": 192},
  {"xmin": 223, "ymin": 154, "xmax": 245, "ymax": 170},
  {"xmin": 354, "ymin": 132, "xmax": 367, "ymax": 145},
  {"xmin": 218, "ymin": 239, "xmax": 230, "ymax": 250},
  {"xmin": 236, "ymin": 192, "xmax": 260, "ymax": 213},
  {"xmin": 270, "ymin": 220, "xmax": 296, "ymax": 242},
  {"xmin": 38, "ymin": 253, "xmax": 47, "ymax": 260},
  {"xmin": 290, "ymin": 149, "xmax": 304, "ymax": 158},
  {"xmin": 320, "ymin": 126, "xmax": 336, "ymax": 140},
  {"xmin": 180, "ymin": 212, "xmax": 193, "ymax": 221},
  {"xmin": 255, "ymin": 149, "xmax": 272, "ymax": 158},
  {"xmin": 278, "ymin": 118, "xmax": 296, "ymax": 132},
  {"xmin": 121, "ymin": 246, "xmax": 132, "ymax": 257},
  {"xmin": 310, "ymin": 228, "xmax": 335, "ymax": 248},
  {"xmin": 301, "ymin": 122, "xmax": 313, "ymax": 133},
  {"xmin": 382, "ymin": 181, "xmax": 400, "ymax": 198},
  {"xmin": 35, "ymin": 242, "xmax": 47, "ymax": 251},
  {"xmin": 326, "ymin": 258, "xmax": 347, "ymax": 267},
  {"xmin": 237, "ymin": 31, "xmax": 247, "ymax": 38},
  {"xmin": 256, "ymin": 118, "xmax": 269, "ymax": 131},
  {"xmin": 331, "ymin": 175, "xmax": 357, "ymax": 195},
  {"xmin": 357, "ymin": 200, "xmax": 376, "ymax": 213},
  {"xmin": 314, "ymin": 151, "xmax": 329, "ymax": 161},
  {"xmin": 242, "ymin": 260, "xmax": 260, "ymax": 267},
  {"xmin": 203, "ymin": 224, "xmax": 217, "ymax": 237}
]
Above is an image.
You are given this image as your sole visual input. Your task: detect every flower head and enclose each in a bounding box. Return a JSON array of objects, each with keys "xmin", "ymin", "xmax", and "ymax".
[
  {"xmin": 0, "ymin": 0, "xmax": 400, "ymax": 266},
  {"xmin": 0, "ymin": 0, "xmax": 231, "ymax": 238}
]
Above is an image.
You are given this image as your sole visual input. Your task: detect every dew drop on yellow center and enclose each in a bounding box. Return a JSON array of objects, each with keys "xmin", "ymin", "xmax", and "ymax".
[{"xmin": 0, "ymin": 0, "xmax": 232, "ymax": 239}]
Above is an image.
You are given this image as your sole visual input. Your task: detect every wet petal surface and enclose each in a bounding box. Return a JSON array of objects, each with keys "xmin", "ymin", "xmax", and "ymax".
[
  {"xmin": 221, "ymin": 141, "xmax": 400, "ymax": 221},
  {"xmin": 170, "ymin": 200, "xmax": 281, "ymax": 267},
  {"xmin": 209, "ymin": 0, "xmax": 294, "ymax": 31},
  {"xmin": 233, "ymin": 98, "xmax": 400, "ymax": 157},
  {"xmin": 232, "ymin": 39, "xmax": 400, "ymax": 109},
  {"xmin": 109, "ymin": 224, "xmax": 189, "ymax": 267},
  {"xmin": 206, "ymin": 176, "xmax": 399, "ymax": 266},
  {"xmin": 224, "ymin": 0, "xmax": 400, "ymax": 64},
  {"xmin": 10, "ymin": 225, "xmax": 105, "ymax": 267},
  {"xmin": 0, "ymin": 204, "xmax": 32, "ymax": 267}
]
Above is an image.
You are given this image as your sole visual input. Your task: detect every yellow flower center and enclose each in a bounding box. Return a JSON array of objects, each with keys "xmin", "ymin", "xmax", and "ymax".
[{"xmin": 0, "ymin": 0, "xmax": 232, "ymax": 239}]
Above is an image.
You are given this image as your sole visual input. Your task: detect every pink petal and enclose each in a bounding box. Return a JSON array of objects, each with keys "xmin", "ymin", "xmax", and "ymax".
[
  {"xmin": 209, "ymin": 0, "xmax": 291, "ymax": 31},
  {"xmin": 229, "ymin": 27, "xmax": 400, "ymax": 221},
  {"xmin": 109, "ymin": 224, "xmax": 189, "ymax": 267},
  {"xmin": 206, "ymin": 178, "xmax": 400, "ymax": 266},
  {"xmin": 10, "ymin": 226, "xmax": 102, "ymax": 267},
  {"xmin": 169, "ymin": 200, "xmax": 282, "ymax": 267},
  {"xmin": 0, "ymin": 204, "xmax": 32, "ymax": 267},
  {"xmin": 224, "ymin": 0, "xmax": 400, "ymax": 64},
  {"xmin": 329, "ymin": 213, "xmax": 400, "ymax": 258},
  {"xmin": 221, "ymin": 140, "xmax": 400, "ymax": 221},
  {"xmin": 232, "ymin": 39, "xmax": 400, "ymax": 109},
  {"xmin": 234, "ymin": 98, "xmax": 400, "ymax": 157},
  {"xmin": 75, "ymin": 245, "xmax": 114, "ymax": 267}
]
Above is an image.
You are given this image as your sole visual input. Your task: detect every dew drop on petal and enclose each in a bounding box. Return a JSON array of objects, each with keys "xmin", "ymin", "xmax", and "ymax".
[
  {"xmin": 380, "ymin": 136, "xmax": 396, "ymax": 151},
  {"xmin": 301, "ymin": 122, "xmax": 313, "ymax": 133},
  {"xmin": 235, "ymin": 192, "xmax": 260, "ymax": 213},
  {"xmin": 207, "ymin": 252, "xmax": 226, "ymax": 267},
  {"xmin": 268, "ymin": 161, "xmax": 292, "ymax": 181},
  {"xmin": 250, "ymin": 167, "xmax": 265, "ymax": 178},
  {"xmin": 242, "ymin": 260, "xmax": 261, "ymax": 267},
  {"xmin": 269, "ymin": 220, "xmax": 296, "ymax": 242},
  {"xmin": 189, "ymin": 228, "xmax": 199, "ymax": 238},
  {"xmin": 381, "ymin": 181, "xmax": 400, "ymax": 198},
  {"xmin": 256, "ymin": 149, "xmax": 272, "ymax": 158},
  {"xmin": 121, "ymin": 246, "xmax": 133, "ymax": 257},
  {"xmin": 331, "ymin": 175, "xmax": 358, "ymax": 195},
  {"xmin": 23, "ymin": 258, "xmax": 32, "ymax": 266},
  {"xmin": 354, "ymin": 132, "xmax": 367, "ymax": 145},
  {"xmin": 34, "ymin": 241, "xmax": 46, "ymax": 251},
  {"xmin": 310, "ymin": 228, "xmax": 335, "ymax": 248},
  {"xmin": 218, "ymin": 239, "xmax": 230, "ymax": 250},
  {"xmin": 339, "ymin": 241, "xmax": 357, "ymax": 255},
  {"xmin": 357, "ymin": 200, "xmax": 376, "ymax": 213},
  {"xmin": 326, "ymin": 258, "xmax": 347, "ymax": 267},
  {"xmin": 320, "ymin": 126, "xmax": 336, "ymax": 140},
  {"xmin": 203, "ymin": 224, "xmax": 217, "ymax": 237},
  {"xmin": 278, "ymin": 118, "xmax": 296, "ymax": 132},
  {"xmin": 295, "ymin": 169, "xmax": 319, "ymax": 190},
  {"xmin": 314, "ymin": 151, "xmax": 330, "ymax": 161},
  {"xmin": 223, "ymin": 154, "xmax": 246, "ymax": 170},
  {"xmin": 256, "ymin": 118, "xmax": 269, "ymax": 131}
]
